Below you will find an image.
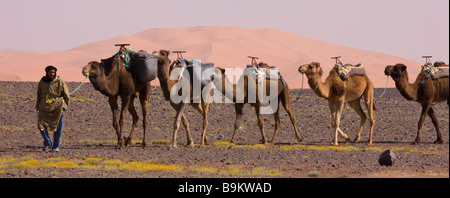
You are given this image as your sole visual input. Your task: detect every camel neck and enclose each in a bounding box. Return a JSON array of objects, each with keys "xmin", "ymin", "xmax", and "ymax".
[
  {"xmin": 157, "ymin": 59, "xmax": 176, "ymax": 101},
  {"xmin": 393, "ymin": 70, "xmax": 418, "ymax": 101},
  {"xmin": 307, "ymin": 73, "xmax": 330, "ymax": 99},
  {"xmin": 91, "ymin": 60, "xmax": 120, "ymax": 96}
]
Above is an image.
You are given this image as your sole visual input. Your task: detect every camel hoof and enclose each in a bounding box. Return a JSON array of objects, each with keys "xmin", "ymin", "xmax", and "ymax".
[
  {"xmin": 170, "ymin": 143, "xmax": 178, "ymax": 149},
  {"xmin": 141, "ymin": 142, "xmax": 147, "ymax": 149},
  {"xmin": 124, "ymin": 137, "xmax": 132, "ymax": 146},
  {"xmin": 412, "ymin": 138, "xmax": 421, "ymax": 145},
  {"xmin": 297, "ymin": 135, "xmax": 304, "ymax": 143},
  {"xmin": 117, "ymin": 139, "xmax": 126, "ymax": 149},
  {"xmin": 187, "ymin": 142, "xmax": 195, "ymax": 148},
  {"xmin": 434, "ymin": 139, "xmax": 444, "ymax": 144},
  {"xmin": 344, "ymin": 134, "xmax": 351, "ymax": 142},
  {"xmin": 353, "ymin": 137, "xmax": 360, "ymax": 143}
]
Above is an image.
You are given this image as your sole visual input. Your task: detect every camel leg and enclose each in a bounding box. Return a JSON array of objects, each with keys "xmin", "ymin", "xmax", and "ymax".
[
  {"xmin": 231, "ymin": 103, "xmax": 244, "ymax": 143},
  {"xmin": 108, "ymin": 96, "xmax": 122, "ymax": 148},
  {"xmin": 191, "ymin": 102, "xmax": 209, "ymax": 147},
  {"xmin": 118, "ymin": 95, "xmax": 131, "ymax": 149},
  {"xmin": 171, "ymin": 103, "xmax": 186, "ymax": 148},
  {"xmin": 348, "ymin": 100, "xmax": 366, "ymax": 143},
  {"xmin": 428, "ymin": 107, "xmax": 443, "ymax": 144},
  {"xmin": 139, "ymin": 88, "xmax": 151, "ymax": 148},
  {"xmin": 281, "ymin": 90, "xmax": 303, "ymax": 142},
  {"xmin": 364, "ymin": 91, "xmax": 375, "ymax": 145},
  {"xmin": 415, "ymin": 103, "xmax": 431, "ymax": 144},
  {"xmin": 255, "ymin": 106, "xmax": 268, "ymax": 144},
  {"xmin": 200, "ymin": 102, "xmax": 210, "ymax": 147},
  {"xmin": 329, "ymin": 99, "xmax": 344, "ymax": 146},
  {"xmin": 126, "ymin": 95, "xmax": 139, "ymax": 147},
  {"xmin": 269, "ymin": 104, "xmax": 281, "ymax": 145},
  {"xmin": 181, "ymin": 114, "xmax": 194, "ymax": 147}
]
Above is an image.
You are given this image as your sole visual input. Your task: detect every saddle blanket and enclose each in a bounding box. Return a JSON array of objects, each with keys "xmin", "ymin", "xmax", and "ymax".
[
  {"xmin": 334, "ymin": 63, "xmax": 366, "ymax": 81},
  {"xmin": 421, "ymin": 63, "xmax": 449, "ymax": 80}
]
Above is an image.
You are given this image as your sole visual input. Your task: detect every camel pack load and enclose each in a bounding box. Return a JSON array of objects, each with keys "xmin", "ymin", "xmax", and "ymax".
[
  {"xmin": 333, "ymin": 63, "xmax": 366, "ymax": 81},
  {"xmin": 133, "ymin": 50, "xmax": 158, "ymax": 82},
  {"xmin": 245, "ymin": 57, "xmax": 287, "ymax": 86},
  {"xmin": 180, "ymin": 59, "xmax": 214, "ymax": 86},
  {"xmin": 101, "ymin": 47, "xmax": 158, "ymax": 83},
  {"xmin": 329, "ymin": 56, "xmax": 366, "ymax": 81},
  {"xmin": 254, "ymin": 66, "xmax": 286, "ymax": 86},
  {"xmin": 420, "ymin": 62, "xmax": 449, "ymax": 80}
]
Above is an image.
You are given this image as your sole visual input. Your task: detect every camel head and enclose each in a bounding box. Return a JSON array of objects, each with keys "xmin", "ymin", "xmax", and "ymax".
[
  {"xmin": 82, "ymin": 61, "xmax": 102, "ymax": 78},
  {"xmin": 153, "ymin": 49, "xmax": 171, "ymax": 67},
  {"xmin": 298, "ymin": 62, "xmax": 323, "ymax": 76},
  {"xmin": 384, "ymin": 64, "xmax": 406, "ymax": 79},
  {"xmin": 211, "ymin": 67, "xmax": 226, "ymax": 85}
]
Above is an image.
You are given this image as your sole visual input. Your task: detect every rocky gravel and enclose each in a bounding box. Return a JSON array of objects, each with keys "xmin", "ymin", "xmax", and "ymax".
[{"xmin": 0, "ymin": 81, "xmax": 448, "ymax": 178}]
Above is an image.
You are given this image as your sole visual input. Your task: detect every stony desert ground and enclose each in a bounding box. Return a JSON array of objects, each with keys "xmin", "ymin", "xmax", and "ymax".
[{"xmin": 0, "ymin": 81, "xmax": 448, "ymax": 178}]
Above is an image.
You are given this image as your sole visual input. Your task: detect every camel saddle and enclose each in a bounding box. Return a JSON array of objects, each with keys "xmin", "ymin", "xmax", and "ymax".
[
  {"xmin": 334, "ymin": 63, "xmax": 366, "ymax": 81},
  {"xmin": 177, "ymin": 59, "xmax": 214, "ymax": 86},
  {"xmin": 101, "ymin": 49, "xmax": 157, "ymax": 83},
  {"xmin": 421, "ymin": 63, "xmax": 449, "ymax": 80},
  {"xmin": 246, "ymin": 65, "xmax": 286, "ymax": 86}
]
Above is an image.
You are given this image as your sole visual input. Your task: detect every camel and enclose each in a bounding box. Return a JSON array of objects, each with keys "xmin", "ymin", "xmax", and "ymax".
[
  {"xmin": 153, "ymin": 49, "xmax": 211, "ymax": 148},
  {"xmin": 212, "ymin": 63, "xmax": 303, "ymax": 144},
  {"xmin": 298, "ymin": 62, "xmax": 375, "ymax": 145},
  {"xmin": 81, "ymin": 54, "xmax": 151, "ymax": 149},
  {"xmin": 384, "ymin": 63, "xmax": 449, "ymax": 144}
]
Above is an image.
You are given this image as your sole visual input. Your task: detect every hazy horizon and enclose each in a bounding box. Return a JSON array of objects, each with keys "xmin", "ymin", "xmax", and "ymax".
[{"xmin": 1, "ymin": 0, "xmax": 448, "ymax": 63}]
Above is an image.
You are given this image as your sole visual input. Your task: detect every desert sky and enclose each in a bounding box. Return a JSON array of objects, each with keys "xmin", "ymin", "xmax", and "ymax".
[{"xmin": 1, "ymin": 0, "xmax": 448, "ymax": 63}]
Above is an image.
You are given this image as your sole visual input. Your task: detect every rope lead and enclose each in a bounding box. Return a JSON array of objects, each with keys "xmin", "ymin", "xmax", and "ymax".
[
  {"xmin": 374, "ymin": 75, "xmax": 389, "ymax": 98},
  {"xmin": 69, "ymin": 74, "xmax": 89, "ymax": 95}
]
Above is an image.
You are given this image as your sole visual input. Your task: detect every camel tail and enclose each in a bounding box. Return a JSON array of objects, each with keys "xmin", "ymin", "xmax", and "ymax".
[
  {"xmin": 373, "ymin": 99, "xmax": 377, "ymax": 111},
  {"xmin": 370, "ymin": 90, "xmax": 376, "ymax": 111}
]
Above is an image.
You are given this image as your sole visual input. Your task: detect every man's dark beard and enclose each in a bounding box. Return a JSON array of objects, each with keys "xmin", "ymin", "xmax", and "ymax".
[{"xmin": 42, "ymin": 74, "xmax": 56, "ymax": 83}]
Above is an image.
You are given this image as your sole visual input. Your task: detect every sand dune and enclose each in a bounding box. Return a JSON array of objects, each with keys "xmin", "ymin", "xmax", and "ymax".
[{"xmin": 0, "ymin": 26, "xmax": 423, "ymax": 88}]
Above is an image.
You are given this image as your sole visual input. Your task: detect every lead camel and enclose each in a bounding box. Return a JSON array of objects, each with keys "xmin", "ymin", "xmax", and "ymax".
[{"xmin": 82, "ymin": 55, "xmax": 151, "ymax": 149}]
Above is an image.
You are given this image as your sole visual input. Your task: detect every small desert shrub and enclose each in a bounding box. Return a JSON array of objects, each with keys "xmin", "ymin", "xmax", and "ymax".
[{"xmin": 309, "ymin": 171, "xmax": 321, "ymax": 177}]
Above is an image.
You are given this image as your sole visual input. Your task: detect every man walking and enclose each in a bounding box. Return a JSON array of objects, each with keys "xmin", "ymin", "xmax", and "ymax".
[{"xmin": 36, "ymin": 65, "xmax": 70, "ymax": 152}]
